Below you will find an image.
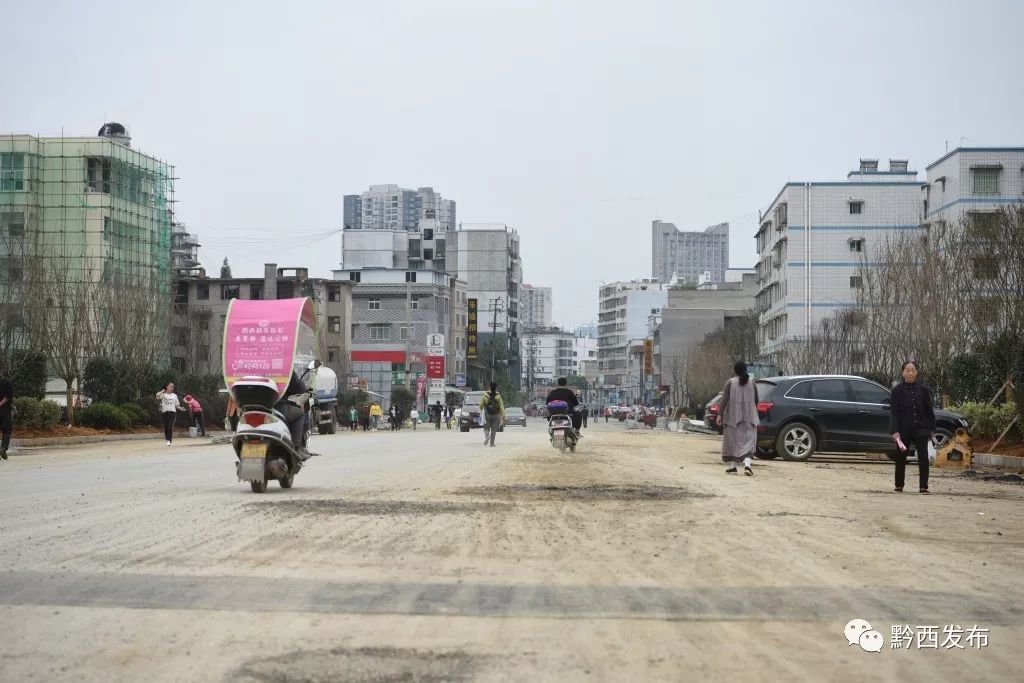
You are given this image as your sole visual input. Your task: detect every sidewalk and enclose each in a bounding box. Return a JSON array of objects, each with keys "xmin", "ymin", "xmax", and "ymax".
[{"xmin": 11, "ymin": 430, "xmax": 227, "ymax": 449}]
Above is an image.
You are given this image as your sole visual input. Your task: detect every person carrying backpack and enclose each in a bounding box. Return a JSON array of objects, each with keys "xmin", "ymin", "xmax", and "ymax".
[{"xmin": 478, "ymin": 381, "xmax": 505, "ymax": 447}]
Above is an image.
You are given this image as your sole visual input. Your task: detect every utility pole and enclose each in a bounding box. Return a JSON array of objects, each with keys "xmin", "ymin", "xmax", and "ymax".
[{"xmin": 404, "ymin": 279, "xmax": 412, "ymax": 390}]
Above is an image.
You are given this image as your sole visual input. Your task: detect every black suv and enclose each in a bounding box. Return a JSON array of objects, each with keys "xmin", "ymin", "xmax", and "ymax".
[{"xmin": 754, "ymin": 375, "xmax": 969, "ymax": 462}]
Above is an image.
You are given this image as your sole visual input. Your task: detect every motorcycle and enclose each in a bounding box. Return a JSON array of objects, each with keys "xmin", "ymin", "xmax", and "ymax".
[
  {"xmin": 223, "ymin": 297, "xmax": 322, "ymax": 493},
  {"xmin": 547, "ymin": 400, "xmax": 581, "ymax": 453},
  {"xmin": 231, "ymin": 361, "xmax": 318, "ymax": 493}
]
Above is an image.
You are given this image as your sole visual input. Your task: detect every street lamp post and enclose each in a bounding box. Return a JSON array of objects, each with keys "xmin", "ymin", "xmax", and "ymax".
[{"xmin": 488, "ymin": 297, "xmax": 505, "ymax": 382}]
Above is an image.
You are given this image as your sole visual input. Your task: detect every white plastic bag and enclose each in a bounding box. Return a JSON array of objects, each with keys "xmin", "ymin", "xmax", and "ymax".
[{"xmin": 927, "ymin": 439, "xmax": 937, "ymax": 465}]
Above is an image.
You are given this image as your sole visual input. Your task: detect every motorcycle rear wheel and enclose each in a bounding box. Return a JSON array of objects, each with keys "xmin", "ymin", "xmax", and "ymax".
[{"xmin": 250, "ymin": 479, "xmax": 268, "ymax": 493}]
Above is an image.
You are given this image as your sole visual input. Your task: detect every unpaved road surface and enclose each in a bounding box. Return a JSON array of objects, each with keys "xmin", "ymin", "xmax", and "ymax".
[{"xmin": 1, "ymin": 422, "xmax": 1022, "ymax": 681}]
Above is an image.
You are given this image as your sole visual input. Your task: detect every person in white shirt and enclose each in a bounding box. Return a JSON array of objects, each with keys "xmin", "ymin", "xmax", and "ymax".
[{"xmin": 155, "ymin": 382, "xmax": 184, "ymax": 445}]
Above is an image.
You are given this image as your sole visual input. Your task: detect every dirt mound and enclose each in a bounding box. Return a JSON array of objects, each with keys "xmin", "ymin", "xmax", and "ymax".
[
  {"xmin": 231, "ymin": 645, "xmax": 479, "ymax": 683},
  {"xmin": 245, "ymin": 499, "xmax": 512, "ymax": 517}
]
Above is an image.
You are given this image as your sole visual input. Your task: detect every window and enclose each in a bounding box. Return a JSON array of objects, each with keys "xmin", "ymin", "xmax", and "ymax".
[
  {"xmin": 250, "ymin": 283, "xmax": 262, "ymax": 300},
  {"xmin": 973, "ymin": 256, "xmax": 997, "ymax": 280},
  {"xmin": 368, "ymin": 297, "xmax": 381, "ymax": 310},
  {"xmin": 423, "ymin": 248, "xmax": 433, "ymax": 260},
  {"xmin": 328, "ymin": 316, "xmax": 341, "ymax": 333},
  {"xmin": 349, "ymin": 271, "xmax": 361, "ymax": 283},
  {"xmin": 399, "ymin": 326, "xmax": 411, "ymax": 341},
  {"xmin": 370, "ymin": 324, "xmax": 390, "ymax": 341},
  {"xmin": 1, "ymin": 212, "xmax": 24, "ymax": 237},
  {"xmin": 103, "ymin": 216, "xmax": 110, "ymax": 241},
  {"xmin": 849, "ymin": 201, "xmax": 863, "ymax": 215},
  {"xmin": 423, "ymin": 228, "xmax": 434, "ymax": 240},
  {"xmin": 221, "ymin": 283, "xmax": 240, "ymax": 300},
  {"xmin": 405, "ymin": 271, "xmax": 417, "ymax": 283},
  {"xmin": 197, "ymin": 345, "xmax": 209, "ymax": 362},
  {"xmin": 328, "ymin": 285, "xmax": 342, "ymax": 302},
  {"xmin": 972, "ymin": 167, "xmax": 1000, "ymax": 195},
  {"xmin": 849, "ymin": 380, "xmax": 888, "ymax": 404},
  {"xmin": 849, "ymin": 238, "xmax": 864, "ymax": 253},
  {"xmin": 277, "ymin": 282, "xmax": 294, "ymax": 299},
  {"xmin": 1, "ymin": 152, "xmax": 26, "ymax": 191},
  {"xmin": 410, "ymin": 296, "xmax": 419, "ymax": 310},
  {"xmin": 435, "ymin": 239, "xmax": 446, "ymax": 257},
  {"xmin": 809, "ymin": 379, "xmax": 849, "ymax": 402},
  {"xmin": 197, "ymin": 283, "xmax": 209, "ymax": 300},
  {"xmin": 86, "ymin": 157, "xmax": 111, "ymax": 193},
  {"xmin": 328, "ymin": 347, "xmax": 339, "ymax": 363},
  {"xmin": 968, "ymin": 212, "xmax": 998, "ymax": 239}
]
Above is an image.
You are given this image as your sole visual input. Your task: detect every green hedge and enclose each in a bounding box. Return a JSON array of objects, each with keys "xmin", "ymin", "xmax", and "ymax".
[
  {"xmin": 951, "ymin": 401, "xmax": 1022, "ymax": 441},
  {"xmin": 117, "ymin": 402, "xmax": 150, "ymax": 427},
  {"xmin": 78, "ymin": 402, "xmax": 131, "ymax": 430},
  {"xmin": 12, "ymin": 397, "xmax": 61, "ymax": 429}
]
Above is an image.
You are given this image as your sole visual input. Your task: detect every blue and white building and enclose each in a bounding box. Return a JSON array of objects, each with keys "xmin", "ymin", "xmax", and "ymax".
[
  {"xmin": 754, "ymin": 158, "xmax": 924, "ymax": 365},
  {"xmin": 923, "ymin": 147, "xmax": 1024, "ymax": 236}
]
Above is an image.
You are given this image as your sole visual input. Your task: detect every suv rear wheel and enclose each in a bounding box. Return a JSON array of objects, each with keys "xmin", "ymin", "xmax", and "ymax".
[{"xmin": 776, "ymin": 422, "xmax": 817, "ymax": 462}]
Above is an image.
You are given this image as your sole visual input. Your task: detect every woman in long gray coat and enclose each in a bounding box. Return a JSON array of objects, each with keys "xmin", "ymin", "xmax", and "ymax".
[{"xmin": 716, "ymin": 361, "xmax": 760, "ymax": 476}]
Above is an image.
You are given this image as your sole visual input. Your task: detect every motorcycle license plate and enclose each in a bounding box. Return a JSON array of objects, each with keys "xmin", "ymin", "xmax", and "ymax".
[{"xmin": 241, "ymin": 441, "xmax": 267, "ymax": 459}]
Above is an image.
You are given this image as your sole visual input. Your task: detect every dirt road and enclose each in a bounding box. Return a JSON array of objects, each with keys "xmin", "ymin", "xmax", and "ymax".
[{"xmin": 1, "ymin": 422, "xmax": 1021, "ymax": 681}]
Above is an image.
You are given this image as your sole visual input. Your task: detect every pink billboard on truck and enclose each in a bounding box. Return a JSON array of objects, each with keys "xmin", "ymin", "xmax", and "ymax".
[{"xmin": 222, "ymin": 297, "xmax": 318, "ymax": 398}]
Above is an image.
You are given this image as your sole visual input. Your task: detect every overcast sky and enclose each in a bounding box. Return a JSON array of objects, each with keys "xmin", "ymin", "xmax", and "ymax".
[{"xmin": 4, "ymin": 0, "xmax": 1023, "ymax": 327}]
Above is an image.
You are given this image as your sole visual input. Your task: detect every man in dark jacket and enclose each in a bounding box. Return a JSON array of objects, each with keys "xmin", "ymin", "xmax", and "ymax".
[
  {"xmin": 546, "ymin": 378, "xmax": 582, "ymax": 433},
  {"xmin": 0, "ymin": 364, "xmax": 13, "ymax": 460}
]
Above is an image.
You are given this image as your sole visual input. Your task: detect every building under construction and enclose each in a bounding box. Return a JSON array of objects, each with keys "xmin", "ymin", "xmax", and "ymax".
[{"xmin": 0, "ymin": 122, "xmax": 176, "ymax": 358}]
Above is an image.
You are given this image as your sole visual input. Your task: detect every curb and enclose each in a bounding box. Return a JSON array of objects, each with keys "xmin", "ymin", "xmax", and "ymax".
[
  {"xmin": 11, "ymin": 432, "xmax": 229, "ymax": 448},
  {"xmin": 973, "ymin": 452, "xmax": 1024, "ymax": 469}
]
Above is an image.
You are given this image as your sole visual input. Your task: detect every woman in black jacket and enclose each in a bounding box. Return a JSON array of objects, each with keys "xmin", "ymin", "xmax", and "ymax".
[{"xmin": 889, "ymin": 360, "xmax": 936, "ymax": 494}]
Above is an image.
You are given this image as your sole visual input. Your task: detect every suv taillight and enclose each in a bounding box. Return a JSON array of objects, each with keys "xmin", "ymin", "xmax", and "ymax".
[{"xmin": 757, "ymin": 401, "xmax": 774, "ymax": 413}]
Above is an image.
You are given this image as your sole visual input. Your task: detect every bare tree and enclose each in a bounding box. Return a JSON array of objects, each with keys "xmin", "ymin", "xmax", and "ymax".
[
  {"xmin": 104, "ymin": 267, "xmax": 173, "ymax": 394},
  {"xmin": 23, "ymin": 247, "xmax": 109, "ymax": 424}
]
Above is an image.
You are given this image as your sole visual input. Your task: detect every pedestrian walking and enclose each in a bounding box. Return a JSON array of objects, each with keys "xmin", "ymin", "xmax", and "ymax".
[
  {"xmin": 445, "ymin": 404, "xmax": 453, "ymax": 429},
  {"xmin": 225, "ymin": 395, "xmax": 240, "ymax": 433},
  {"xmin": 582, "ymin": 405, "xmax": 589, "ymax": 429},
  {"xmin": 433, "ymin": 400, "xmax": 443, "ymax": 430},
  {"xmin": 370, "ymin": 402, "xmax": 382, "ymax": 431},
  {"xmin": 605, "ymin": 407, "xmax": 609, "ymax": 423},
  {"xmin": 0, "ymin": 363, "xmax": 14, "ymax": 460},
  {"xmin": 718, "ymin": 362, "xmax": 759, "ymax": 476},
  {"xmin": 360, "ymin": 403, "xmax": 371, "ymax": 431},
  {"xmin": 479, "ymin": 382, "xmax": 505, "ymax": 447},
  {"xmin": 155, "ymin": 382, "xmax": 184, "ymax": 445},
  {"xmin": 411, "ymin": 409, "xmax": 419, "ymax": 430},
  {"xmin": 183, "ymin": 394, "xmax": 205, "ymax": 436},
  {"xmin": 388, "ymin": 405, "xmax": 398, "ymax": 431},
  {"xmin": 890, "ymin": 360, "xmax": 935, "ymax": 494},
  {"xmin": 348, "ymin": 405, "xmax": 358, "ymax": 431}
]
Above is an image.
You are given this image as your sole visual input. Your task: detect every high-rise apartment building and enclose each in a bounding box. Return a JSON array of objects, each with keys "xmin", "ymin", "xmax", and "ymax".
[
  {"xmin": 652, "ymin": 220, "xmax": 729, "ymax": 284},
  {"xmin": 520, "ymin": 284, "xmax": 552, "ymax": 329},
  {"xmin": 343, "ymin": 185, "xmax": 456, "ymax": 232},
  {"xmin": 447, "ymin": 225, "xmax": 523, "ymax": 388}
]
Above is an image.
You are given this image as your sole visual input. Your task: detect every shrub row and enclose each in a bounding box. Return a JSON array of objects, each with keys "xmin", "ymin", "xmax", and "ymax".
[
  {"xmin": 12, "ymin": 397, "xmax": 62, "ymax": 429},
  {"xmin": 950, "ymin": 401, "xmax": 1022, "ymax": 441}
]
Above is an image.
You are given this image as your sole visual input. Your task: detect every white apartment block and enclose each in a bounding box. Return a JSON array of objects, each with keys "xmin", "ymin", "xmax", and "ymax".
[
  {"xmin": 343, "ymin": 185, "xmax": 456, "ymax": 232},
  {"xmin": 597, "ymin": 279, "xmax": 667, "ymax": 399},
  {"xmin": 755, "ymin": 159, "xmax": 924, "ymax": 365},
  {"xmin": 572, "ymin": 334, "xmax": 598, "ymax": 377},
  {"xmin": 520, "ymin": 284, "xmax": 553, "ymax": 329},
  {"xmin": 923, "ymin": 146, "xmax": 1024, "ymax": 234},
  {"xmin": 522, "ymin": 328, "xmax": 574, "ymax": 388},
  {"xmin": 652, "ymin": 220, "xmax": 729, "ymax": 284}
]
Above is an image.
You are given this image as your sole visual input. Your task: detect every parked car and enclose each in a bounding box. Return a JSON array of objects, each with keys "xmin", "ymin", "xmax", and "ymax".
[
  {"xmin": 754, "ymin": 375, "xmax": 970, "ymax": 462},
  {"xmin": 504, "ymin": 407, "xmax": 527, "ymax": 427},
  {"xmin": 704, "ymin": 393, "xmax": 723, "ymax": 433}
]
